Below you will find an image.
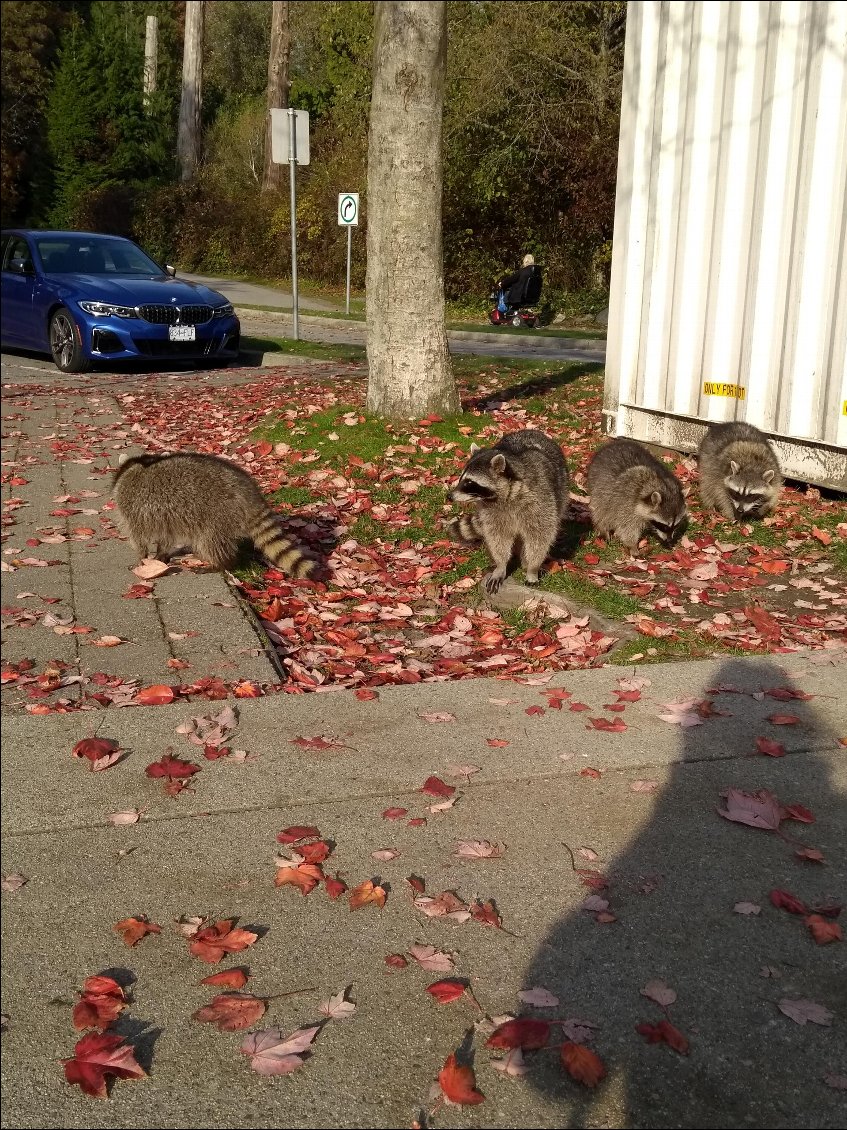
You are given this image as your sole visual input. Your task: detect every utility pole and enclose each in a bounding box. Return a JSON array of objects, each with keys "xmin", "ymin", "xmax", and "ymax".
[
  {"xmin": 143, "ymin": 15, "xmax": 158, "ymax": 107},
  {"xmin": 263, "ymin": 1, "xmax": 290, "ymax": 191},
  {"xmin": 177, "ymin": 1, "xmax": 204, "ymax": 181}
]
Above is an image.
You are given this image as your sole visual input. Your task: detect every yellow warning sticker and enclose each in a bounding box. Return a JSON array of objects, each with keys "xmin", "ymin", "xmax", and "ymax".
[
  {"xmin": 703, "ymin": 381, "xmax": 746, "ymax": 400},
  {"xmin": 843, "ymin": 400, "xmax": 847, "ymax": 416}
]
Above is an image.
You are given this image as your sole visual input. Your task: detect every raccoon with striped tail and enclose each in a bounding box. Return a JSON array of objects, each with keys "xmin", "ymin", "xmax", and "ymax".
[
  {"xmin": 113, "ymin": 452, "xmax": 322, "ymax": 579},
  {"xmin": 446, "ymin": 429, "xmax": 570, "ymax": 594},
  {"xmin": 586, "ymin": 438, "xmax": 688, "ymax": 552},
  {"xmin": 697, "ymin": 422, "xmax": 782, "ymax": 521}
]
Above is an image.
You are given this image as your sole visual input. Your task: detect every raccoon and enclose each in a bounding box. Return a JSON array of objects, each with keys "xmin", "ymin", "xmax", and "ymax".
[
  {"xmin": 586, "ymin": 438, "xmax": 688, "ymax": 552},
  {"xmin": 113, "ymin": 452, "xmax": 321, "ymax": 579},
  {"xmin": 698, "ymin": 422, "xmax": 782, "ymax": 521},
  {"xmin": 446, "ymin": 429, "xmax": 570, "ymax": 594}
]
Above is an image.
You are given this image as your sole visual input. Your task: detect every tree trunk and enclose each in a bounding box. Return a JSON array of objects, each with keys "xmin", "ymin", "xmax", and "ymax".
[
  {"xmin": 365, "ymin": 1, "xmax": 459, "ymax": 418},
  {"xmin": 263, "ymin": 1, "xmax": 290, "ymax": 192},
  {"xmin": 177, "ymin": 0, "xmax": 204, "ymax": 182},
  {"xmin": 143, "ymin": 15, "xmax": 158, "ymax": 107}
]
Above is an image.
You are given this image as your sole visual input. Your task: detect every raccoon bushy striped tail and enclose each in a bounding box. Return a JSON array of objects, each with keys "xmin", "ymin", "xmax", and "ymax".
[
  {"xmin": 446, "ymin": 514, "xmax": 483, "ymax": 544},
  {"xmin": 249, "ymin": 511, "xmax": 320, "ymax": 579}
]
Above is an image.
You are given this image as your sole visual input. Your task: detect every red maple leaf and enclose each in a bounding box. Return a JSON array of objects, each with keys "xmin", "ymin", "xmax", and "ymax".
[
  {"xmin": 560, "ymin": 1041, "xmax": 606, "ymax": 1087},
  {"xmin": 145, "ymin": 754, "xmax": 200, "ymax": 780},
  {"xmin": 274, "ymin": 863, "xmax": 324, "ymax": 896},
  {"xmin": 425, "ymin": 979, "xmax": 466, "ymax": 1004},
  {"xmin": 276, "ymin": 825, "xmax": 321, "ymax": 844},
  {"xmin": 200, "ymin": 969, "xmax": 249, "ymax": 989},
  {"xmin": 780, "ymin": 803, "xmax": 815, "ymax": 824},
  {"xmin": 580, "ymin": 767, "xmax": 603, "ymax": 779},
  {"xmin": 805, "ymin": 915, "xmax": 842, "ymax": 945},
  {"xmin": 349, "ymin": 879, "xmax": 386, "ymax": 910},
  {"xmin": 470, "ymin": 898, "xmax": 501, "ymax": 928},
  {"xmin": 420, "ymin": 775, "xmax": 455, "ymax": 798},
  {"xmin": 765, "ymin": 687, "xmax": 814, "ymax": 702},
  {"xmin": 588, "ymin": 717, "xmax": 627, "ymax": 732},
  {"xmin": 72, "ymin": 975, "xmax": 127, "ymax": 1031},
  {"xmin": 188, "ymin": 919, "xmax": 258, "ymax": 963},
  {"xmin": 72, "ymin": 738, "xmax": 119, "ymax": 764},
  {"xmin": 636, "ymin": 1019, "xmax": 690, "ymax": 1054},
  {"xmin": 487, "ymin": 1018, "xmax": 550, "ymax": 1050},
  {"xmin": 385, "ymin": 954, "xmax": 408, "ymax": 969},
  {"xmin": 134, "ymin": 684, "xmax": 176, "ymax": 706},
  {"xmin": 192, "ymin": 992, "xmax": 267, "ymax": 1031},
  {"xmin": 325, "ymin": 874, "xmax": 347, "ymax": 900},
  {"xmin": 112, "ymin": 916, "xmax": 161, "ymax": 947},
  {"xmin": 770, "ymin": 889, "xmax": 809, "ymax": 915},
  {"xmin": 438, "ymin": 1053, "xmax": 485, "ymax": 1106},
  {"xmin": 744, "ymin": 605, "xmax": 782, "ymax": 640},
  {"xmin": 63, "ymin": 1032, "xmax": 146, "ymax": 1098},
  {"xmin": 298, "ymin": 840, "xmax": 332, "ymax": 864},
  {"xmin": 382, "ymin": 807, "xmax": 408, "ymax": 820},
  {"xmin": 755, "ymin": 736, "xmax": 786, "ymax": 758}
]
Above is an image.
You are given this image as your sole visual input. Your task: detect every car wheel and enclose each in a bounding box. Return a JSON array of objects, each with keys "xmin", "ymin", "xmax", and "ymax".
[
  {"xmin": 49, "ymin": 307, "xmax": 91, "ymax": 373},
  {"xmin": 512, "ymin": 314, "xmax": 523, "ymax": 327}
]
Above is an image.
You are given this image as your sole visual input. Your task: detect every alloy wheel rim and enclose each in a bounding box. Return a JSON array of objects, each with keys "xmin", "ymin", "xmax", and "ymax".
[{"xmin": 51, "ymin": 315, "xmax": 75, "ymax": 367}]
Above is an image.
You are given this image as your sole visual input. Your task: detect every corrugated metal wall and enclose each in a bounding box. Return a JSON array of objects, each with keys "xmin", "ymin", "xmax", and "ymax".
[{"xmin": 605, "ymin": 0, "xmax": 847, "ymax": 490}]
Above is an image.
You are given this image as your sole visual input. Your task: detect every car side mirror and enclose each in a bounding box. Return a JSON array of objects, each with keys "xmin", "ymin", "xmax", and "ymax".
[
  {"xmin": 165, "ymin": 264, "xmax": 176, "ymax": 277},
  {"xmin": 12, "ymin": 260, "xmax": 33, "ymax": 276}
]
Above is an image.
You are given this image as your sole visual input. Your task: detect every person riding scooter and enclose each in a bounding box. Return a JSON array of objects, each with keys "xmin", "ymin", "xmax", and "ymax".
[{"xmin": 489, "ymin": 254, "xmax": 542, "ymax": 327}]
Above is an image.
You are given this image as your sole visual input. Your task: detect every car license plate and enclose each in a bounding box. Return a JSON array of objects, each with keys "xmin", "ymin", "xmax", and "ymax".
[{"xmin": 168, "ymin": 325, "xmax": 195, "ymax": 342}]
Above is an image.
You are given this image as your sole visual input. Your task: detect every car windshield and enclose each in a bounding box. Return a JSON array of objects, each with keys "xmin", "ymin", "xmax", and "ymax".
[{"xmin": 35, "ymin": 237, "xmax": 163, "ymax": 277}]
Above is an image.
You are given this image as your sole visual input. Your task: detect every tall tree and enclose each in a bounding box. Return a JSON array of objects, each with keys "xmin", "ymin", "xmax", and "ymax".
[
  {"xmin": 365, "ymin": 0, "xmax": 458, "ymax": 418},
  {"xmin": 262, "ymin": 0, "xmax": 290, "ymax": 192},
  {"xmin": 0, "ymin": 1, "xmax": 69, "ymax": 224},
  {"xmin": 177, "ymin": 0, "xmax": 204, "ymax": 180}
]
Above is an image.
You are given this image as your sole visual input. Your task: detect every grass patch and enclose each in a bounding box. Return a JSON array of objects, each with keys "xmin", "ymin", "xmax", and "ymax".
[
  {"xmin": 270, "ymin": 485, "xmax": 314, "ymax": 509},
  {"xmin": 608, "ymin": 631, "xmax": 749, "ymax": 666},
  {"xmin": 539, "ymin": 568, "xmax": 645, "ymax": 620},
  {"xmin": 256, "ymin": 405, "xmax": 495, "ymax": 465},
  {"xmin": 240, "ymin": 335, "xmax": 365, "ymax": 364}
]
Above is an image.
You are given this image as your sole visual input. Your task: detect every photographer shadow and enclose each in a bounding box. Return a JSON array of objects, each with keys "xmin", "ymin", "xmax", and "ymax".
[{"xmin": 521, "ymin": 657, "xmax": 846, "ymax": 1129}]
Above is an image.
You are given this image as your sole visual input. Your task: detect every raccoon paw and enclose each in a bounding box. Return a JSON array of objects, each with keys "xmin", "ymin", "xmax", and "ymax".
[{"xmin": 484, "ymin": 571, "xmax": 506, "ymax": 595}]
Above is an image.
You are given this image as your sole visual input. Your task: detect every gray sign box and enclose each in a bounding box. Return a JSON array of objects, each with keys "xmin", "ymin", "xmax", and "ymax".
[{"xmin": 270, "ymin": 108, "xmax": 310, "ymax": 166}]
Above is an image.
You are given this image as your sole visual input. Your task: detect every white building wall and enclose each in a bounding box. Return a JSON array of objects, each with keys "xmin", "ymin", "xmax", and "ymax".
[{"xmin": 605, "ymin": 0, "xmax": 847, "ymax": 490}]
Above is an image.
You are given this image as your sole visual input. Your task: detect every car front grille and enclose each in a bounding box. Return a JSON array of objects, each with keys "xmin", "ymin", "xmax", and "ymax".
[
  {"xmin": 132, "ymin": 339, "xmax": 215, "ymax": 357},
  {"xmin": 137, "ymin": 304, "xmax": 213, "ymax": 326}
]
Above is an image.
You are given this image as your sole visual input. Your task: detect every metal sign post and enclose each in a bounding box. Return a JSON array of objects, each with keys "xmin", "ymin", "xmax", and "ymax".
[
  {"xmin": 337, "ymin": 192, "xmax": 359, "ymax": 318},
  {"xmin": 270, "ymin": 108, "xmax": 310, "ymax": 341},
  {"xmin": 288, "ymin": 109, "xmax": 299, "ymax": 340}
]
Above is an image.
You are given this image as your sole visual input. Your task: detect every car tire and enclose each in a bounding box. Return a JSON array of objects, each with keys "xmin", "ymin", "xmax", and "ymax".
[
  {"xmin": 512, "ymin": 314, "xmax": 523, "ymax": 327},
  {"xmin": 49, "ymin": 307, "xmax": 91, "ymax": 373}
]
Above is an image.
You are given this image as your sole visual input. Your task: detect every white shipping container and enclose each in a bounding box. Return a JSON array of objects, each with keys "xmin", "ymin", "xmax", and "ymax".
[{"xmin": 605, "ymin": 0, "xmax": 847, "ymax": 491}]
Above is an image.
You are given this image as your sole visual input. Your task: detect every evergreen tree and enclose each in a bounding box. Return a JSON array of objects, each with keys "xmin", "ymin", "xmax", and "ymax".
[{"xmin": 45, "ymin": 1, "xmax": 179, "ymax": 227}]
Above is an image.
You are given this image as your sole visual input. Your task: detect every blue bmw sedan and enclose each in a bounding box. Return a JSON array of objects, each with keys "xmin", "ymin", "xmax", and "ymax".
[{"xmin": 0, "ymin": 229, "xmax": 240, "ymax": 372}]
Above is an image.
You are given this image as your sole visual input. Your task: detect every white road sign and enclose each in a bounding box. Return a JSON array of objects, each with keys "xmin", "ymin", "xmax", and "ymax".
[
  {"xmin": 338, "ymin": 192, "xmax": 359, "ymax": 226},
  {"xmin": 270, "ymin": 108, "xmax": 310, "ymax": 165}
]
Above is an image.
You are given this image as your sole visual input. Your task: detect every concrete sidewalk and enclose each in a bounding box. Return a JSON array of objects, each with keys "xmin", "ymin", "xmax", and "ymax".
[
  {"xmin": 1, "ymin": 359, "xmax": 844, "ymax": 1130},
  {"xmin": 2, "ymin": 652, "xmax": 845, "ymax": 1129}
]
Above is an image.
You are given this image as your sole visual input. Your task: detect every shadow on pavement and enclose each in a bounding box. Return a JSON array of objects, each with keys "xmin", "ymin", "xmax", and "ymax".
[{"xmin": 520, "ymin": 657, "xmax": 845, "ymax": 1129}]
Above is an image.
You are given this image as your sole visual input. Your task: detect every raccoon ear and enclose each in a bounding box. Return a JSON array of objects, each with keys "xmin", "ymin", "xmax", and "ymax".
[
  {"xmin": 762, "ymin": 469, "xmax": 775, "ymax": 483},
  {"xmin": 490, "ymin": 453, "xmax": 507, "ymax": 475},
  {"xmin": 729, "ymin": 460, "xmax": 740, "ymax": 475},
  {"xmin": 469, "ymin": 443, "xmax": 480, "ymax": 455},
  {"xmin": 117, "ymin": 452, "xmax": 131, "ymax": 466},
  {"xmin": 649, "ymin": 490, "xmax": 662, "ymax": 507}
]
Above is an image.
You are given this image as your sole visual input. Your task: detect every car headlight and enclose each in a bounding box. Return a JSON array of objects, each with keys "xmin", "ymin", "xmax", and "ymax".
[
  {"xmin": 78, "ymin": 300, "xmax": 137, "ymax": 319},
  {"xmin": 213, "ymin": 303, "xmax": 234, "ymax": 319}
]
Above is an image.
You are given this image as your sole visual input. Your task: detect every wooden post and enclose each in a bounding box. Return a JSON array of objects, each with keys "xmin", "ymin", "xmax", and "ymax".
[
  {"xmin": 177, "ymin": 1, "xmax": 204, "ymax": 181},
  {"xmin": 263, "ymin": 1, "xmax": 290, "ymax": 192},
  {"xmin": 143, "ymin": 14, "xmax": 158, "ymax": 107}
]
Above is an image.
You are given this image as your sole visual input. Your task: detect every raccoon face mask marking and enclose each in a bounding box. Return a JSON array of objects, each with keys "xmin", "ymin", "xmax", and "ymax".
[
  {"xmin": 447, "ymin": 476, "xmax": 497, "ymax": 504},
  {"xmin": 725, "ymin": 461, "xmax": 777, "ymax": 518}
]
